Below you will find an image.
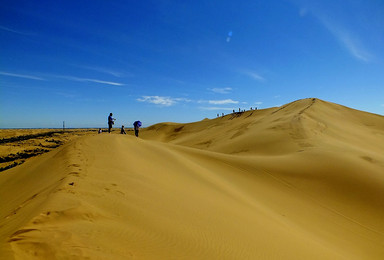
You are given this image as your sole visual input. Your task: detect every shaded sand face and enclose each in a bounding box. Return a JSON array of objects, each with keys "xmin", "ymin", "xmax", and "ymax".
[{"xmin": 1, "ymin": 98, "xmax": 384, "ymax": 259}]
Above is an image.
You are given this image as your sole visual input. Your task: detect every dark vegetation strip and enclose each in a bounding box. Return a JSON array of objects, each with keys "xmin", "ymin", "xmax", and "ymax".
[
  {"xmin": 0, "ymin": 161, "xmax": 24, "ymax": 172},
  {"xmin": 0, "ymin": 129, "xmax": 97, "ymax": 144},
  {"xmin": 0, "ymin": 129, "xmax": 101, "ymax": 172},
  {"xmin": 0, "ymin": 131, "xmax": 62, "ymax": 144},
  {"xmin": 0, "ymin": 149, "xmax": 51, "ymax": 163}
]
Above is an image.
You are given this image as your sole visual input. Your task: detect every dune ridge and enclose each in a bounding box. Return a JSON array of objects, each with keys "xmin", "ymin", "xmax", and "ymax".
[{"xmin": 1, "ymin": 98, "xmax": 384, "ymax": 259}]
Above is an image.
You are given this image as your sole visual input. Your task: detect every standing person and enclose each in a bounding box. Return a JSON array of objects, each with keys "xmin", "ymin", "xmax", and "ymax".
[
  {"xmin": 120, "ymin": 125, "xmax": 127, "ymax": 134},
  {"xmin": 108, "ymin": 113, "xmax": 115, "ymax": 133},
  {"xmin": 133, "ymin": 121, "xmax": 142, "ymax": 137}
]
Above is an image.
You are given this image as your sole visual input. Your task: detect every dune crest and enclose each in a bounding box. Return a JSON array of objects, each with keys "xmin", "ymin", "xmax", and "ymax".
[{"xmin": 1, "ymin": 98, "xmax": 384, "ymax": 259}]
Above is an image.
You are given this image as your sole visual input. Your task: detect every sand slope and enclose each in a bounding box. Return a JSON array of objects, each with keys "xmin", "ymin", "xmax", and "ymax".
[{"xmin": 1, "ymin": 98, "xmax": 384, "ymax": 259}]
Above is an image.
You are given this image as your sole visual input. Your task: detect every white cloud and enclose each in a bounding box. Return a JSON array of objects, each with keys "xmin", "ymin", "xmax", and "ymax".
[
  {"xmin": 242, "ymin": 71, "xmax": 265, "ymax": 81},
  {"xmin": 137, "ymin": 96, "xmax": 190, "ymax": 106},
  {"xmin": 255, "ymin": 101, "xmax": 263, "ymax": 105},
  {"xmin": 58, "ymin": 76, "xmax": 124, "ymax": 86},
  {"xmin": 0, "ymin": 71, "xmax": 45, "ymax": 80},
  {"xmin": 209, "ymin": 87, "xmax": 232, "ymax": 94},
  {"xmin": 83, "ymin": 78, "xmax": 123, "ymax": 86},
  {"xmin": 208, "ymin": 99, "xmax": 239, "ymax": 105}
]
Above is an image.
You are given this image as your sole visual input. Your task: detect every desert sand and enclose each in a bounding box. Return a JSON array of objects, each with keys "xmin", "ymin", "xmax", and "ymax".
[
  {"xmin": 1, "ymin": 98, "xmax": 383, "ymax": 259},
  {"xmin": 0, "ymin": 129, "xmax": 105, "ymax": 172}
]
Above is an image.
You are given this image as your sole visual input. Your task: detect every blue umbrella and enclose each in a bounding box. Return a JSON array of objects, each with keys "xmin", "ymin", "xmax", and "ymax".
[{"xmin": 133, "ymin": 121, "xmax": 142, "ymax": 127}]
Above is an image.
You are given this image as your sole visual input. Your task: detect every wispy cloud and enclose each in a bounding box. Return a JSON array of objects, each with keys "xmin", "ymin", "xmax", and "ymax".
[
  {"xmin": 299, "ymin": 8, "xmax": 308, "ymax": 17},
  {"xmin": 208, "ymin": 99, "xmax": 239, "ymax": 105},
  {"xmin": 137, "ymin": 96, "xmax": 190, "ymax": 106},
  {"xmin": 242, "ymin": 70, "xmax": 266, "ymax": 82},
  {"xmin": 57, "ymin": 76, "xmax": 124, "ymax": 86},
  {"xmin": 293, "ymin": 1, "xmax": 373, "ymax": 62},
  {"xmin": 73, "ymin": 65, "xmax": 128, "ymax": 77},
  {"xmin": 0, "ymin": 71, "xmax": 45, "ymax": 81},
  {"xmin": 208, "ymin": 87, "xmax": 232, "ymax": 94},
  {"xmin": 318, "ymin": 17, "xmax": 372, "ymax": 62},
  {"xmin": 0, "ymin": 25, "xmax": 34, "ymax": 36}
]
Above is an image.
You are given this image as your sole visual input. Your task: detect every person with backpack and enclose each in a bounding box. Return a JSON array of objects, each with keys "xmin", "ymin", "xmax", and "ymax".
[
  {"xmin": 108, "ymin": 113, "xmax": 116, "ymax": 133},
  {"xmin": 133, "ymin": 121, "xmax": 142, "ymax": 137}
]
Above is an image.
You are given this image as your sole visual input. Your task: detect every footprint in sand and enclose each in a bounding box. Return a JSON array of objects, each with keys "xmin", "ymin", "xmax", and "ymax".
[
  {"xmin": 8, "ymin": 229, "xmax": 38, "ymax": 242},
  {"xmin": 104, "ymin": 184, "xmax": 125, "ymax": 196}
]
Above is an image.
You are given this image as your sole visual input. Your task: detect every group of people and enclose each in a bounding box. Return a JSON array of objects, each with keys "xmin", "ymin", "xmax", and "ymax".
[
  {"xmin": 101, "ymin": 113, "xmax": 141, "ymax": 137},
  {"xmin": 216, "ymin": 107, "xmax": 258, "ymax": 118}
]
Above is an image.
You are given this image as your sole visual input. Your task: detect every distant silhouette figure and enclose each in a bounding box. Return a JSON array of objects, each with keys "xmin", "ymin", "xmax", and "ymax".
[
  {"xmin": 120, "ymin": 125, "xmax": 127, "ymax": 134},
  {"xmin": 108, "ymin": 113, "xmax": 116, "ymax": 133},
  {"xmin": 98, "ymin": 128, "xmax": 102, "ymax": 134}
]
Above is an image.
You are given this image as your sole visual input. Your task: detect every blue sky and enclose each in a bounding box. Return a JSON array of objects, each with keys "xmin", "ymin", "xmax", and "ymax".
[{"xmin": 1, "ymin": 0, "xmax": 383, "ymax": 128}]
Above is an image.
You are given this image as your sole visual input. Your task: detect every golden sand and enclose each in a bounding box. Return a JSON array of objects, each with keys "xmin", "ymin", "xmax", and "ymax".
[{"xmin": 1, "ymin": 98, "xmax": 383, "ymax": 259}]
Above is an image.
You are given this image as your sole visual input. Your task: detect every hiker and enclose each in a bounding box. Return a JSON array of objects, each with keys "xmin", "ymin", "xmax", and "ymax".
[
  {"xmin": 108, "ymin": 113, "xmax": 116, "ymax": 133},
  {"xmin": 133, "ymin": 121, "xmax": 142, "ymax": 137},
  {"xmin": 120, "ymin": 125, "xmax": 127, "ymax": 134},
  {"xmin": 98, "ymin": 128, "xmax": 102, "ymax": 134}
]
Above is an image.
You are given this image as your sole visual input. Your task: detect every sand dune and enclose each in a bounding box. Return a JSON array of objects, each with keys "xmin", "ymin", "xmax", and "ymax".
[{"xmin": 1, "ymin": 98, "xmax": 384, "ymax": 259}]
